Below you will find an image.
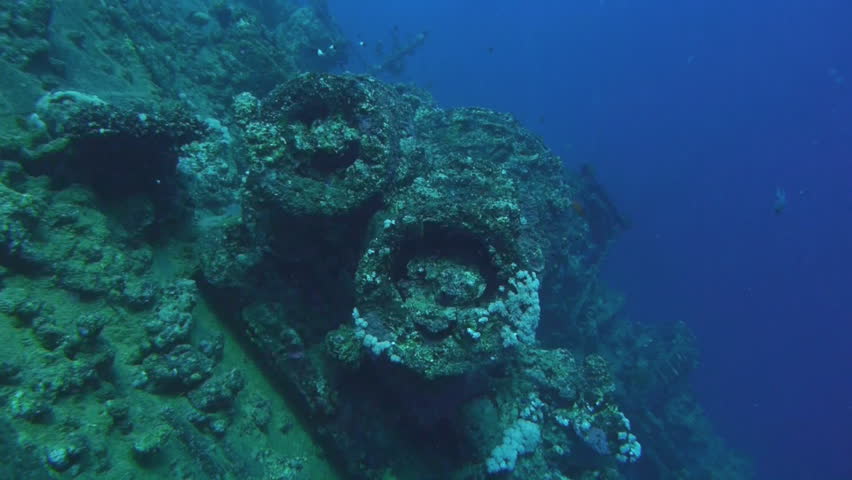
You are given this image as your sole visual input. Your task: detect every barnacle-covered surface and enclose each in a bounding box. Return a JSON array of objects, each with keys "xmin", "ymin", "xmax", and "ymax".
[{"xmin": 0, "ymin": 1, "xmax": 750, "ymax": 479}]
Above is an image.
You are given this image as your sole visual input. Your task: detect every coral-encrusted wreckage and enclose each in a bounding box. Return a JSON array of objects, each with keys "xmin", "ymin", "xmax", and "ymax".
[{"xmin": 0, "ymin": 1, "xmax": 750, "ymax": 479}]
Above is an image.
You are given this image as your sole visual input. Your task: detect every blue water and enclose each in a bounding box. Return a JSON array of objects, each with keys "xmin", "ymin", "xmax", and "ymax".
[{"xmin": 329, "ymin": 1, "xmax": 852, "ymax": 478}]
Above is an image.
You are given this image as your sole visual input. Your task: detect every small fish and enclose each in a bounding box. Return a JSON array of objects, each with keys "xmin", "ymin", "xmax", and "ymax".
[
  {"xmin": 286, "ymin": 351, "xmax": 305, "ymax": 360},
  {"xmin": 773, "ymin": 187, "xmax": 787, "ymax": 215}
]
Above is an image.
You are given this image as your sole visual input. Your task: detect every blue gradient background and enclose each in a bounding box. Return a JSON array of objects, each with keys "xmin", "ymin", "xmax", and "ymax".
[{"xmin": 327, "ymin": 1, "xmax": 852, "ymax": 478}]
